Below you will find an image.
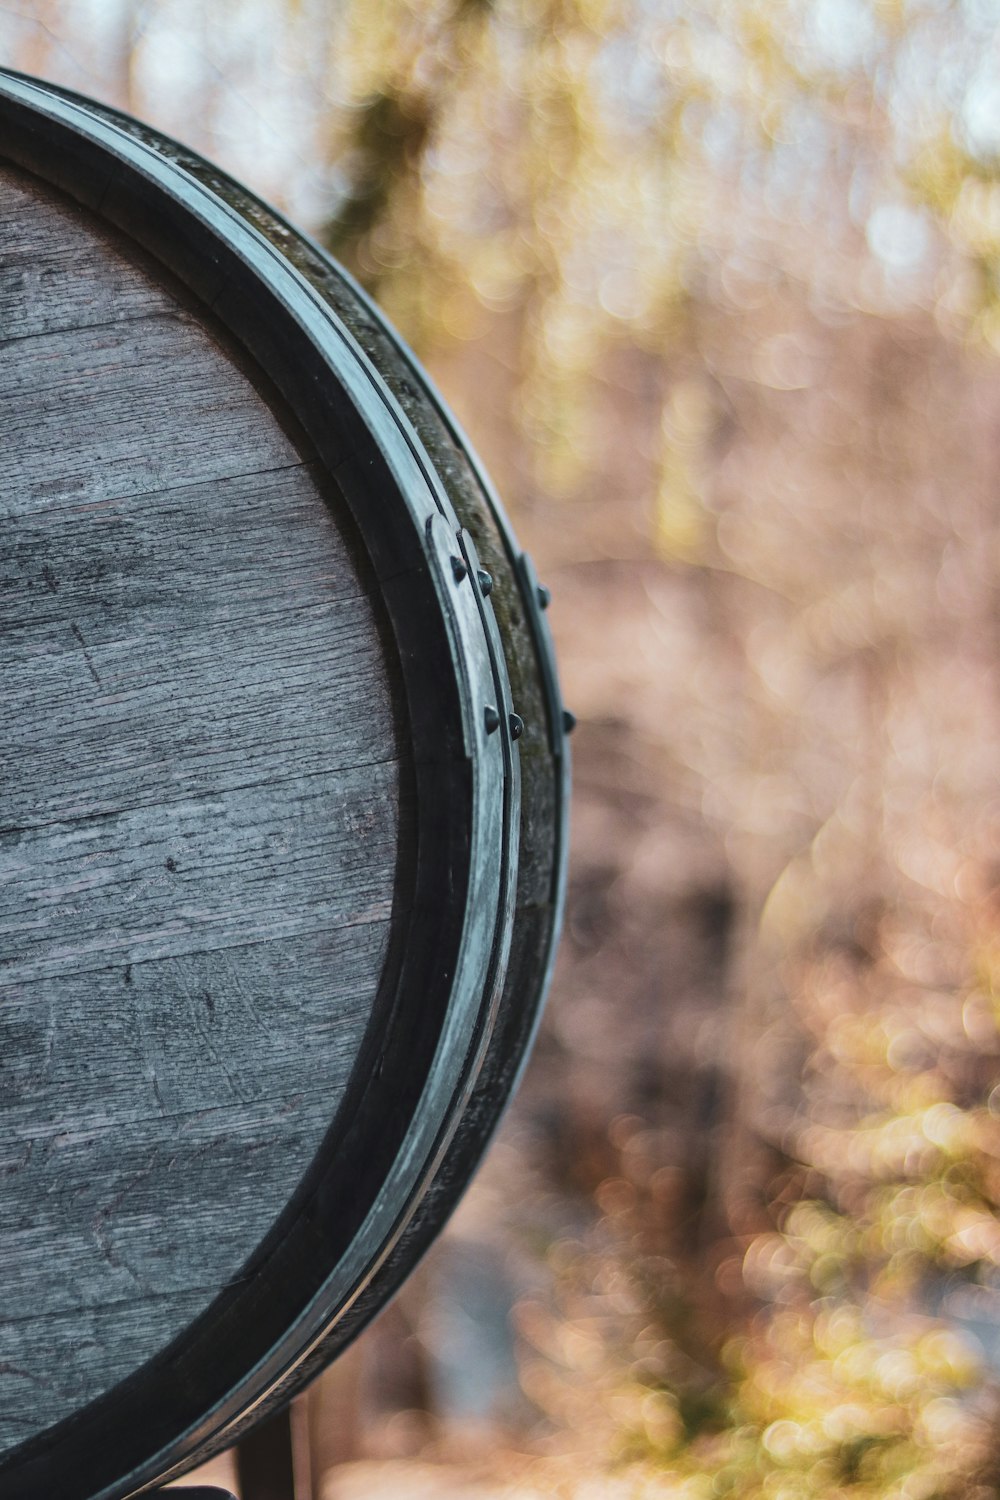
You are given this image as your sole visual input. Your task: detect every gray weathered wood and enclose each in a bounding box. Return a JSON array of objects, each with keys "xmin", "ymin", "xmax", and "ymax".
[
  {"xmin": 0, "ymin": 163, "xmax": 400, "ymax": 1453},
  {"xmin": 0, "ymin": 165, "xmax": 177, "ymax": 343}
]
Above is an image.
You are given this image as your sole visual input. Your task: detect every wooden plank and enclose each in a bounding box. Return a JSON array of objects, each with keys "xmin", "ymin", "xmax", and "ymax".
[
  {"xmin": 1, "ymin": 625, "xmax": 396, "ymax": 831},
  {"xmin": 0, "ymin": 314, "xmax": 306, "ymax": 516},
  {"xmin": 0, "ymin": 762, "xmax": 399, "ymax": 984},
  {"xmin": 0, "ymin": 165, "xmax": 177, "ymax": 344},
  {"xmin": 0, "ymin": 919, "xmax": 389, "ymax": 1126},
  {"xmin": 0, "ymin": 163, "xmax": 401, "ymax": 1455},
  {"xmin": 0, "ymin": 465, "xmax": 395, "ymax": 831}
]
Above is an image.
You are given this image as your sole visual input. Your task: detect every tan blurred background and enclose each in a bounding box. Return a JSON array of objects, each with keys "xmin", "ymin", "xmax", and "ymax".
[{"xmin": 7, "ymin": 3, "xmax": 1000, "ymax": 1496}]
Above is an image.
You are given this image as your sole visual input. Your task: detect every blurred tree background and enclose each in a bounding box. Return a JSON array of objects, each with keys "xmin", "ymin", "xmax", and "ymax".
[{"xmin": 7, "ymin": 2, "xmax": 1000, "ymax": 1495}]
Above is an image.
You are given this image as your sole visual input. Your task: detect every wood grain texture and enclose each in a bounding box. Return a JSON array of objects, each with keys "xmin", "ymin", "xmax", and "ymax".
[
  {"xmin": 0, "ymin": 164, "xmax": 176, "ymax": 343},
  {"xmin": 0, "ymin": 164, "xmax": 400, "ymax": 1451}
]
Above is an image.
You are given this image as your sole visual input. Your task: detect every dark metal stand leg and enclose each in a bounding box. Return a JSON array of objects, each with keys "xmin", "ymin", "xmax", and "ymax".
[
  {"xmin": 151, "ymin": 1395, "xmax": 305, "ymax": 1499},
  {"xmin": 235, "ymin": 1405, "xmax": 297, "ymax": 1500},
  {"xmin": 154, "ymin": 1490, "xmax": 239, "ymax": 1499}
]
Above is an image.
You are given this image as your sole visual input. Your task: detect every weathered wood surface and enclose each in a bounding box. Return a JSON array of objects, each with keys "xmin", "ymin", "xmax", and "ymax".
[{"xmin": 0, "ymin": 164, "xmax": 401, "ymax": 1452}]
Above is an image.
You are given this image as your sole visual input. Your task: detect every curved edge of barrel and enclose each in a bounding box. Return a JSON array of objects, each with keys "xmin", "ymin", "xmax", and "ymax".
[
  {"xmin": 0, "ymin": 68, "xmax": 572, "ymax": 1486},
  {"xmin": 0, "ymin": 72, "xmax": 528, "ymax": 1500}
]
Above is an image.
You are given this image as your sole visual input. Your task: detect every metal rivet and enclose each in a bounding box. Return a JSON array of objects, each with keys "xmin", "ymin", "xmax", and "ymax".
[
  {"xmin": 484, "ymin": 705, "xmax": 501, "ymax": 734},
  {"xmin": 451, "ymin": 556, "xmax": 468, "ymax": 583},
  {"xmin": 537, "ymin": 583, "xmax": 552, "ymax": 610},
  {"xmin": 509, "ymin": 712, "xmax": 525, "ymax": 741},
  {"xmin": 477, "ymin": 568, "xmax": 493, "ymax": 597},
  {"xmin": 562, "ymin": 708, "xmax": 577, "ymax": 734}
]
